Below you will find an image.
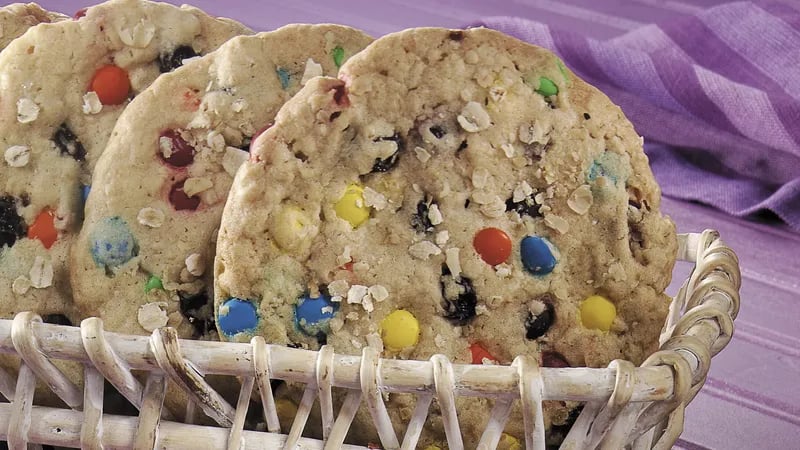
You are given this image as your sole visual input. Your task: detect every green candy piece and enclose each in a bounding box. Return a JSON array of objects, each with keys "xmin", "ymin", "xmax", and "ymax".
[
  {"xmin": 332, "ymin": 46, "xmax": 345, "ymax": 68},
  {"xmin": 556, "ymin": 58, "xmax": 569, "ymax": 82},
  {"xmin": 145, "ymin": 275, "xmax": 163, "ymax": 293},
  {"xmin": 536, "ymin": 77, "xmax": 558, "ymax": 97}
]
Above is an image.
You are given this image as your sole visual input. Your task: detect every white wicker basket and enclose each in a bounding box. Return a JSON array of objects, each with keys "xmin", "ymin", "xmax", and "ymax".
[{"xmin": 0, "ymin": 230, "xmax": 740, "ymax": 450}]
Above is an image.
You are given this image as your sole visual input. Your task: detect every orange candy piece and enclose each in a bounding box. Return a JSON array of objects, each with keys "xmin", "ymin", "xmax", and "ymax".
[
  {"xmin": 473, "ymin": 227, "xmax": 512, "ymax": 266},
  {"xmin": 90, "ymin": 65, "xmax": 130, "ymax": 105},
  {"xmin": 469, "ymin": 342, "xmax": 498, "ymax": 364},
  {"xmin": 28, "ymin": 209, "xmax": 57, "ymax": 249}
]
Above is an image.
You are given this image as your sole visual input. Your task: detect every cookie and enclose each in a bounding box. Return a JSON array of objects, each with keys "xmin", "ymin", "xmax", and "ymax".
[
  {"xmin": 0, "ymin": 0, "xmax": 251, "ymax": 325},
  {"xmin": 0, "ymin": 3, "xmax": 66, "ymax": 51},
  {"xmin": 214, "ymin": 27, "xmax": 677, "ymax": 445},
  {"xmin": 69, "ymin": 25, "xmax": 372, "ymax": 338}
]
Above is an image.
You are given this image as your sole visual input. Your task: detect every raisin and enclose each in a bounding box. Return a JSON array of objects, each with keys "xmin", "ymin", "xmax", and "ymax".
[
  {"xmin": 456, "ymin": 139, "xmax": 468, "ymax": 153},
  {"xmin": 541, "ymin": 351, "xmax": 570, "ymax": 368},
  {"xmin": 525, "ymin": 300, "xmax": 554, "ymax": 340},
  {"xmin": 371, "ymin": 133, "xmax": 404, "ymax": 173},
  {"xmin": 429, "ymin": 125, "xmax": 446, "ymax": 139},
  {"xmin": 439, "ymin": 265, "xmax": 477, "ymax": 325},
  {"xmin": 332, "ymin": 84, "xmax": 349, "ymax": 106},
  {"xmin": 178, "ymin": 291, "xmax": 215, "ymax": 338},
  {"xmin": 53, "ymin": 123, "xmax": 86, "ymax": 161},
  {"xmin": 42, "ymin": 314, "xmax": 72, "ymax": 326},
  {"xmin": 411, "ymin": 198, "xmax": 433, "ymax": 233},
  {"xmin": 448, "ymin": 30, "xmax": 464, "ymax": 41},
  {"xmin": 583, "ymin": 113, "xmax": 591, "ymax": 120},
  {"xmin": 505, "ymin": 195, "xmax": 541, "ymax": 219},
  {"xmin": 158, "ymin": 45, "xmax": 199, "ymax": 73},
  {"xmin": 0, "ymin": 196, "xmax": 26, "ymax": 249},
  {"xmin": 169, "ymin": 180, "xmax": 200, "ymax": 211},
  {"xmin": 158, "ymin": 129, "xmax": 195, "ymax": 167}
]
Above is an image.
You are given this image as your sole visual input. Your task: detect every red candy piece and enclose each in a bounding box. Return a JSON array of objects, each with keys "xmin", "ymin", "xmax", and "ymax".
[
  {"xmin": 73, "ymin": 8, "xmax": 87, "ymax": 19},
  {"xmin": 158, "ymin": 130, "xmax": 195, "ymax": 167},
  {"xmin": 169, "ymin": 180, "xmax": 200, "ymax": 211},
  {"xmin": 90, "ymin": 65, "xmax": 130, "ymax": 105},
  {"xmin": 28, "ymin": 209, "xmax": 57, "ymax": 249},
  {"xmin": 541, "ymin": 351, "xmax": 570, "ymax": 368},
  {"xmin": 469, "ymin": 342, "xmax": 498, "ymax": 365},
  {"xmin": 473, "ymin": 227, "xmax": 512, "ymax": 266}
]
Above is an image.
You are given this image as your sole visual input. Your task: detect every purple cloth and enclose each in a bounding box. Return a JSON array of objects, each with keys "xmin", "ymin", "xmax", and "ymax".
[{"xmin": 474, "ymin": 1, "xmax": 800, "ymax": 231}]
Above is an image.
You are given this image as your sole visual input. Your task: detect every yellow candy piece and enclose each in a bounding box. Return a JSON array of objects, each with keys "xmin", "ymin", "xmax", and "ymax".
[
  {"xmin": 334, "ymin": 183, "xmax": 370, "ymax": 228},
  {"xmin": 380, "ymin": 309, "xmax": 420, "ymax": 351},
  {"xmin": 275, "ymin": 398, "xmax": 297, "ymax": 418},
  {"xmin": 498, "ymin": 433, "xmax": 522, "ymax": 450},
  {"xmin": 580, "ymin": 295, "xmax": 616, "ymax": 331}
]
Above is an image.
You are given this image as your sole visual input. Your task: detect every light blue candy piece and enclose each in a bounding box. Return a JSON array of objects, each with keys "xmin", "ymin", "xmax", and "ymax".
[
  {"xmin": 276, "ymin": 67, "xmax": 291, "ymax": 90},
  {"xmin": 90, "ymin": 216, "xmax": 137, "ymax": 270},
  {"xmin": 521, "ymin": 236, "xmax": 557, "ymax": 275},
  {"xmin": 218, "ymin": 298, "xmax": 259, "ymax": 337},
  {"xmin": 295, "ymin": 292, "xmax": 338, "ymax": 336},
  {"xmin": 81, "ymin": 185, "xmax": 91, "ymax": 203}
]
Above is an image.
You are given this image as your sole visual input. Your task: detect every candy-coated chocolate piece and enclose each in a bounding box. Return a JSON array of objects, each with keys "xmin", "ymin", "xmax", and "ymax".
[
  {"xmin": 536, "ymin": 76, "xmax": 558, "ymax": 97},
  {"xmin": 276, "ymin": 67, "xmax": 290, "ymax": 89},
  {"xmin": 473, "ymin": 227, "xmax": 512, "ymax": 266},
  {"xmin": 145, "ymin": 275, "xmax": 163, "ymax": 292},
  {"xmin": 295, "ymin": 292, "xmax": 338, "ymax": 336},
  {"xmin": 218, "ymin": 297, "xmax": 259, "ymax": 336},
  {"xmin": 28, "ymin": 209, "xmax": 57, "ymax": 249},
  {"xmin": 89, "ymin": 216, "xmax": 137, "ymax": 269},
  {"xmin": 580, "ymin": 295, "xmax": 616, "ymax": 331},
  {"xmin": 334, "ymin": 183, "xmax": 370, "ymax": 228},
  {"xmin": 158, "ymin": 45, "xmax": 199, "ymax": 73},
  {"xmin": 158, "ymin": 130, "xmax": 195, "ymax": 167},
  {"xmin": 332, "ymin": 46, "xmax": 345, "ymax": 68},
  {"xmin": 541, "ymin": 351, "xmax": 570, "ymax": 368},
  {"xmin": 469, "ymin": 342, "xmax": 497, "ymax": 364},
  {"xmin": 90, "ymin": 65, "xmax": 130, "ymax": 105},
  {"xmin": 499, "ymin": 433, "xmax": 522, "ymax": 450},
  {"xmin": 169, "ymin": 180, "xmax": 201, "ymax": 211},
  {"xmin": 380, "ymin": 309, "xmax": 420, "ymax": 351},
  {"xmin": 520, "ymin": 236, "xmax": 557, "ymax": 275},
  {"xmin": 525, "ymin": 301, "xmax": 554, "ymax": 340},
  {"xmin": 81, "ymin": 185, "xmax": 91, "ymax": 203}
]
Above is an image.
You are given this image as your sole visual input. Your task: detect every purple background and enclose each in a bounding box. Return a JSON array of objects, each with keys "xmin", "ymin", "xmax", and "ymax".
[{"xmin": 12, "ymin": 1, "xmax": 800, "ymax": 448}]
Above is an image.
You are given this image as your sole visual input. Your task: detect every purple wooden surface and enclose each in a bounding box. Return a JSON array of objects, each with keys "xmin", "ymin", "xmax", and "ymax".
[{"xmin": 13, "ymin": 0, "xmax": 800, "ymax": 448}]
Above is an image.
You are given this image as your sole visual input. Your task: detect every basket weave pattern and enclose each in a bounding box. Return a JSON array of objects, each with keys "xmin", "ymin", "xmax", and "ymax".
[{"xmin": 0, "ymin": 230, "xmax": 740, "ymax": 449}]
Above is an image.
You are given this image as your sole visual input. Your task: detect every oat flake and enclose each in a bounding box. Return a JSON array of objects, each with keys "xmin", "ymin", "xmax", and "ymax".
[
  {"xmin": 12, "ymin": 276, "xmax": 31, "ymax": 295},
  {"xmin": 137, "ymin": 207, "xmax": 165, "ymax": 228},
  {"xmin": 29, "ymin": 256, "xmax": 53, "ymax": 289},
  {"xmin": 4, "ymin": 145, "xmax": 30, "ymax": 167},
  {"xmin": 567, "ymin": 185, "xmax": 593, "ymax": 215},
  {"xmin": 457, "ymin": 101, "xmax": 491, "ymax": 132},
  {"xmin": 82, "ymin": 91, "xmax": 102, "ymax": 114},
  {"xmin": 17, "ymin": 98, "xmax": 39, "ymax": 123},
  {"xmin": 408, "ymin": 241, "xmax": 441, "ymax": 260},
  {"xmin": 185, "ymin": 253, "xmax": 205, "ymax": 276}
]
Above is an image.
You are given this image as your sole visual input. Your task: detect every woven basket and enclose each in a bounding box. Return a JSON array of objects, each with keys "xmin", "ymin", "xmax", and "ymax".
[{"xmin": 0, "ymin": 230, "xmax": 740, "ymax": 449}]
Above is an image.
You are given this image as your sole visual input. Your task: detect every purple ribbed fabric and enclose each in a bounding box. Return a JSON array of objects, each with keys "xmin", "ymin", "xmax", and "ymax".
[{"xmin": 474, "ymin": 1, "xmax": 800, "ymax": 231}]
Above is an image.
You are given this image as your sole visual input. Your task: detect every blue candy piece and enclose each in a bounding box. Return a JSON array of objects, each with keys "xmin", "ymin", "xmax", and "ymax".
[
  {"xmin": 218, "ymin": 298, "xmax": 259, "ymax": 337},
  {"xmin": 89, "ymin": 216, "xmax": 137, "ymax": 270},
  {"xmin": 276, "ymin": 67, "xmax": 291, "ymax": 90},
  {"xmin": 587, "ymin": 152, "xmax": 625, "ymax": 185},
  {"xmin": 295, "ymin": 292, "xmax": 338, "ymax": 336},
  {"xmin": 81, "ymin": 185, "xmax": 91, "ymax": 203},
  {"xmin": 521, "ymin": 236, "xmax": 557, "ymax": 275}
]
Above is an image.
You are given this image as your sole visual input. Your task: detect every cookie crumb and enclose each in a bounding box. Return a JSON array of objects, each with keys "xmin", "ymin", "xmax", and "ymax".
[
  {"xmin": 608, "ymin": 261, "xmax": 627, "ymax": 281},
  {"xmin": 183, "ymin": 177, "xmax": 213, "ymax": 197},
  {"xmin": 408, "ymin": 240, "xmax": 441, "ymax": 260},
  {"xmin": 17, "ymin": 98, "xmax": 39, "ymax": 123},
  {"xmin": 457, "ymin": 101, "xmax": 491, "ymax": 132},
  {"xmin": 445, "ymin": 247, "xmax": 461, "ymax": 278},
  {"xmin": 544, "ymin": 214, "xmax": 570, "ymax": 234},
  {"xmin": 495, "ymin": 263, "xmax": 512, "ymax": 278},
  {"xmin": 329, "ymin": 317, "xmax": 344, "ymax": 332},
  {"xmin": 222, "ymin": 146, "xmax": 249, "ymax": 177},
  {"xmin": 368, "ymin": 285, "xmax": 389, "ymax": 302},
  {"xmin": 207, "ymin": 130, "xmax": 226, "ymax": 152},
  {"xmin": 29, "ymin": 256, "xmax": 53, "ymax": 289},
  {"xmin": 336, "ymin": 246, "xmax": 353, "ymax": 266},
  {"xmin": 300, "ymin": 58, "xmax": 323, "ymax": 85},
  {"xmin": 366, "ymin": 332, "xmax": 383, "ymax": 352},
  {"xmin": 12, "ymin": 276, "xmax": 31, "ymax": 295},
  {"xmin": 137, "ymin": 302, "xmax": 168, "ymax": 332},
  {"xmin": 346, "ymin": 284, "xmax": 369, "ymax": 304},
  {"xmin": 82, "ymin": 92, "xmax": 102, "ymax": 114},
  {"xmin": 346, "ymin": 312, "xmax": 359, "ymax": 321},
  {"xmin": 414, "ymin": 146, "xmax": 431, "ymax": 163},
  {"xmin": 363, "ymin": 187, "xmax": 387, "ymax": 211},
  {"xmin": 475, "ymin": 304, "xmax": 488, "ymax": 316},
  {"xmin": 434, "ymin": 334, "xmax": 447, "ymax": 348},
  {"xmin": 329, "ymin": 279, "xmax": 350, "ymax": 299},
  {"xmin": 428, "ymin": 204, "xmax": 443, "ymax": 225},
  {"xmin": 117, "ymin": 18, "xmax": 155, "ymax": 48},
  {"xmin": 232, "ymin": 98, "xmax": 247, "ymax": 112},
  {"xmin": 137, "ymin": 207, "xmax": 165, "ymax": 228},
  {"xmin": 567, "ymin": 185, "xmax": 593, "ymax": 215},
  {"xmin": 4, "ymin": 145, "xmax": 30, "ymax": 167},
  {"xmin": 185, "ymin": 253, "xmax": 205, "ymax": 276},
  {"xmin": 435, "ymin": 230, "xmax": 450, "ymax": 246}
]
